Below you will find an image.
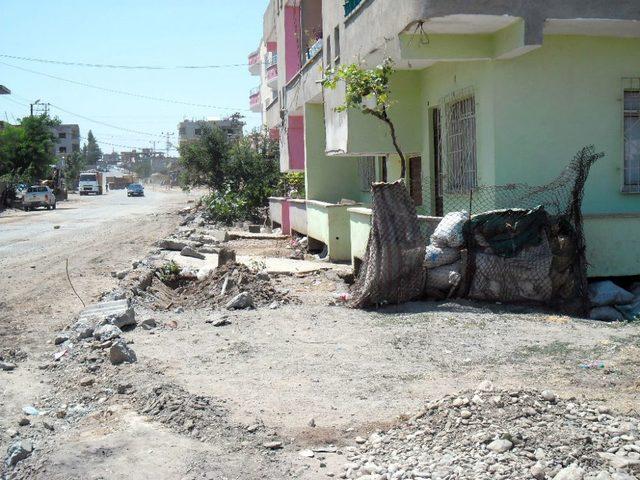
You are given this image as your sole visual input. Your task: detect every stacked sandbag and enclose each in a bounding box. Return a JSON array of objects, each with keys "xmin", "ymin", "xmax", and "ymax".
[
  {"xmin": 588, "ymin": 280, "xmax": 636, "ymax": 321},
  {"xmin": 424, "ymin": 211, "xmax": 468, "ymax": 293}
]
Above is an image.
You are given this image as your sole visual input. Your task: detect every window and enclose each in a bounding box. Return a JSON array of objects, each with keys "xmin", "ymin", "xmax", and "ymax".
[
  {"xmin": 443, "ymin": 93, "xmax": 477, "ymax": 193},
  {"xmin": 380, "ymin": 156, "xmax": 388, "ymax": 183},
  {"xmin": 58, "ymin": 132, "xmax": 66, "ymax": 139},
  {"xmin": 334, "ymin": 26, "xmax": 340, "ymax": 65},
  {"xmin": 58, "ymin": 146, "xmax": 67, "ymax": 153},
  {"xmin": 194, "ymin": 128, "xmax": 202, "ymax": 136},
  {"xmin": 358, "ymin": 156, "xmax": 375, "ymax": 192},
  {"xmin": 624, "ymin": 88, "xmax": 640, "ymax": 191},
  {"xmin": 409, "ymin": 156, "xmax": 423, "ymax": 206},
  {"xmin": 325, "ymin": 35, "xmax": 332, "ymax": 68}
]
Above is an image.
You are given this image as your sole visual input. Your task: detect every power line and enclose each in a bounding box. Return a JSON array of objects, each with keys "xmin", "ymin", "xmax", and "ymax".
[
  {"xmin": 49, "ymin": 103, "xmax": 166, "ymax": 138},
  {"xmin": 0, "ymin": 53, "xmax": 254, "ymax": 70},
  {"xmin": 0, "ymin": 61, "xmax": 255, "ymax": 112}
]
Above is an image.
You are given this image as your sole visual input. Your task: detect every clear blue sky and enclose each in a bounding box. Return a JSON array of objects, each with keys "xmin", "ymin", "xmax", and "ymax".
[{"xmin": 0, "ymin": 0, "xmax": 267, "ymax": 155}]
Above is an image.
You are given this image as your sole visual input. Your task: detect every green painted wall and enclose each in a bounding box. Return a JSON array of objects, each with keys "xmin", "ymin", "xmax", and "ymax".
[
  {"xmin": 307, "ymin": 202, "xmax": 353, "ymax": 261},
  {"xmin": 305, "ymin": 103, "xmax": 371, "ymax": 204}
]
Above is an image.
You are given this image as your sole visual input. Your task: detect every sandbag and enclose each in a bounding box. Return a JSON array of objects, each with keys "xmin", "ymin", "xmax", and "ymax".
[
  {"xmin": 424, "ymin": 245, "xmax": 461, "ymax": 269},
  {"xmin": 426, "ymin": 261, "xmax": 462, "ymax": 291},
  {"xmin": 430, "ymin": 211, "xmax": 469, "ymax": 248},
  {"xmin": 589, "ymin": 306, "xmax": 623, "ymax": 322},
  {"xmin": 588, "ymin": 281, "xmax": 634, "ymax": 307}
]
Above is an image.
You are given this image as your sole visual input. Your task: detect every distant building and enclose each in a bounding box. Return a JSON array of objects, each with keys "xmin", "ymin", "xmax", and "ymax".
[
  {"xmin": 102, "ymin": 151, "xmax": 120, "ymax": 165},
  {"xmin": 51, "ymin": 124, "xmax": 80, "ymax": 158},
  {"xmin": 177, "ymin": 116, "xmax": 244, "ymax": 145}
]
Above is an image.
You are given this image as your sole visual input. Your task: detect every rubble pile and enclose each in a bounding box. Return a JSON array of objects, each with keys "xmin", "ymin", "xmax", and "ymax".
[
  {"xmin": 137, "ymin": 384, "xmax": 228, "ymax": 441},
  {"xmin": 175, "ymin": 262, "xmax": 297, "ymax": 309},
  {"xmin": 341, "ymin": 388, "xmax": 640, "ymax": 480}
]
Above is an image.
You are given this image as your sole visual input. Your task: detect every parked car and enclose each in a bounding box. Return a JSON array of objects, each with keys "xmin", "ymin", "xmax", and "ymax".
[
  {"xmin": 126, "ymin": 183, "xmax": 145, "ymax": 197},
  {"xmin": 23, "ymin": 186, "xmax": 56, "ymax": 211}
]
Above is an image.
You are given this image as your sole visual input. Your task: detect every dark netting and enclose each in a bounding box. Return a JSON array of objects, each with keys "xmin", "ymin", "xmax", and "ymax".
[
  {"xmin": 351, "ymin": 146, "xmax": 604, "ymax": 314},
  {"xmin": 349, "ymin": 180, "xmax": 426, "ymax": 308}
]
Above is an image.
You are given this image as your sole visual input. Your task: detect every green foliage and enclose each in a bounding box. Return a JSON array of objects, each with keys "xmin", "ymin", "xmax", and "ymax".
[
  {"xmin": 63, "ymin": 151, "xmax": 86, "ymax": 190},
  {"xmin": 178, "ymin": 125, "xmax": 229, "ymax": 190},
  {"xmin": 82, "ymin": 130, "xmax": 102, "ymax": 165},
  {"xmin": 277, "ymin": 172, "xmax": 305, "ymax": 198},
  {"xmin": 0, "ymin": 114, "xmax": 59, "ymax": 181},
  {"xmin": 179, "ymin": 126, "xmax": 283, "ymax": 224},
  {"xmin": 323, "ymin": 58, "xmax": 407, "ymax": 178},
  {"xmin": 158, "ymin": 261, "xmax": 181, "ymax": 283},
  {"xmin": 201, "ymin": 188, "xmax": 248, "ymax": 225}
]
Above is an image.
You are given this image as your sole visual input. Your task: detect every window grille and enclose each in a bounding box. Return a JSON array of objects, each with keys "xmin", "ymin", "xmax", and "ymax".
[
  {"xmin": 441, "ymin": 89, "xmax": 477, "ymax": 194},
  {"xmin": 623, "ymin": 78, "xmax": 640, "ymax": 192}
]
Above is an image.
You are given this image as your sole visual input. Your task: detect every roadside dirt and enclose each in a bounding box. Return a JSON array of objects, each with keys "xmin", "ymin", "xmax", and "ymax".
[{"xmin": 1, "ymin": 195, "xmax": 640, "ymax": 479}]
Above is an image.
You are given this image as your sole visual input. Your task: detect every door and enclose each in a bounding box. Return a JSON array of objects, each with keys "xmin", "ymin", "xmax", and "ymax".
[{"xmin": 432, "ymin": 108, "xmax": 444, "ymax": 216}]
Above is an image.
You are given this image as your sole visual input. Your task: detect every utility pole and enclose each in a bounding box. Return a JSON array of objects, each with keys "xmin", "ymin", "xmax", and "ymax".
[{"xmin": 162, "ymin": 131, "xmax": 175, "ymax": 156}]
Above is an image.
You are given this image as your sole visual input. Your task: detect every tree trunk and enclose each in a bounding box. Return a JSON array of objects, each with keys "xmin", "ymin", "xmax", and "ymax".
[{"xmin": 382, "ymin": 110, "xmax": 406, "ymax": 179}]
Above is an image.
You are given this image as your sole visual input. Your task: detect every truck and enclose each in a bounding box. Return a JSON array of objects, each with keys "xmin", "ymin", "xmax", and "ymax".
[
  {"xmin": 78, "ymin": 171, "xmax": 107, "ymax": 195},
  {"xmin": 23, "ymin": 185, "xmax": 56, "ymax": 211}
]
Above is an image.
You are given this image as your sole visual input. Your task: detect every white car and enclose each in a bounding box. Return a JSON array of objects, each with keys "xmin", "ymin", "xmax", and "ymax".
[{"xmin": 23, "ymin": 186, "xmax": 56, "ymax": 211}]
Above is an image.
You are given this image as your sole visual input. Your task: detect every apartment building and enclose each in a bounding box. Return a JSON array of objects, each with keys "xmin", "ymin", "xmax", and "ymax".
[
  {"xmin": 177, "ymin": 117, "xmax": 244, "ymax": 146},
  {"xmin": 51, "ymin": 124, "xmax": 81, "ymax": 158},
  {"xmin": 252, "ymin": 0, "xmax": 640, "ymax": 276}
]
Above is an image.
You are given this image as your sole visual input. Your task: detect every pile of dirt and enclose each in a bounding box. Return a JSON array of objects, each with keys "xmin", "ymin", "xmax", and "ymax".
[
  {"xmin": 342, "ymin": 387, "xmax": 640, "ymax": 479},
  {"xmin": 136, "ymin": 384, "xmax": 228, "ymax": 441},
  {"xmin": 176, "ymin": 262, "xmax": 298, "ymax": 309}
]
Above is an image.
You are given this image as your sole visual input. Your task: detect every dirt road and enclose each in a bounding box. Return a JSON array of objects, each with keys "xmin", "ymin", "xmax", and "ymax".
[{"xmin": 1, "ymin": 192, "xmax": 640, "ymax": 479}]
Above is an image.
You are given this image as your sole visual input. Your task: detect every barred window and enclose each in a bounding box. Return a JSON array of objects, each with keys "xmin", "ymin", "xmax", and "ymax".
[
  {"xmin": 444, "ymin": 94, "xmax": 477, "ymax": 193},
  {"xmin": 358, "ymin": 156, "xmax": 375, "ymax": 192},
  {"xmin": 624, "ymin": 85, "xmax": 640, "ymax": 192}
]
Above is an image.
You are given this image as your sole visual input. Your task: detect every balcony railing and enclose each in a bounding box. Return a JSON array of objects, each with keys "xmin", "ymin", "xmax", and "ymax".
[
  {"xmin": 249, "ymin": 87, "xmax": 260, "ymax": 97},
  {"xmin": 305, "ymin": 38, "xmax": 323, "ymax": 62},
  {"xmin": 248, "ymin": 50, "xmax": 260, "ymax": 65},
  {"xmin": 344, "ymin": 0, "xmax": 363, "ymax": 16},
  {"xmin": 265, "ymin": 53, "xmax": 278, "ymax": 69}
]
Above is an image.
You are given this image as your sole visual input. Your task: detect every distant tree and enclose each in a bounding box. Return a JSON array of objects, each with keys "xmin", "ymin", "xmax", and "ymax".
[
  {"xmin": 63, "ymin": 151, "xmax": 86, "ymax": 190},
  {"xmin": 322, "ymin": 58, "xmax": 406, "ymax": 178},
  {"xmin": 133, "ymin": 158, "xmax": 152, "ymax": 179},
  {"xmin": 178, "ymin": 125, "xmax": 229, "ymax": 190},
  {"xmin": 82, "ymin": 130, "xmax": 102, "ymax": 165}
]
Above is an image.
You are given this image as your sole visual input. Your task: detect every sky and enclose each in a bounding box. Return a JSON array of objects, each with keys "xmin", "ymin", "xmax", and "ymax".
[{"xmin": 0, "ymin": 0, "xmax": 267, "ymax": 155}]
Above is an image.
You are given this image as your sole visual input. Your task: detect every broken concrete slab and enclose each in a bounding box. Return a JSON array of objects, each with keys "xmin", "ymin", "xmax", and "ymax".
[
  {"xmin": 206, "ymin": 229, "xmax": 229, "ymax": 242},
  {"xmin": 217, "ymin": 247, "xmax": 236, "ymax": 267},
  {"xmin": 226, "ymin": 292, "xmax": 254, "ymax": 310},
  {"xmin": 189, "ymin": 234, "xmax": 219, "ymax": 245},
  {"xmin": 93, "ymin": 324, "xmax": 122, "ymax": 342},
  {"xmin": 5, "ymin": 440, "xmax": 33, "ymax": 467},
  {"xmin": 157, "ymin": 238, "xmax": 201, "ymax": 251},
  {"xmin": 180, "ymin": 246, "xmax": 205, "ymax": 260},
  {"xmin": 79, "ymin": 299, "xmax": 136, "ymax": 330},
  {"xmin": 227, "ymin": 231, "xmax": 287, "ymax": 241}
]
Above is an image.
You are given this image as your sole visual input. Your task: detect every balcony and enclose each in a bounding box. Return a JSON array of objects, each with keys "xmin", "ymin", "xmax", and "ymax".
[
  {"xmin": 248, "ymin": 50, "xmax": 261, "ymax": 76},
  {"xmin": 305, "ymin": 38, "xmax": 323, "ymax": 62},
  {"xmin": 265, "ymin": 53, "xmax": 278, "ymax": 88},
  {"xmin": 249, "ymin": 87, "xmax": 261, "ymax": 112},
  {"xmin": 344, "ymin": 0, "xmax": 363, "ymax": 17}
]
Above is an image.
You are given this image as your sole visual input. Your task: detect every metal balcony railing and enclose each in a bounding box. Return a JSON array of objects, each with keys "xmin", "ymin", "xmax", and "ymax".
[
  {"xmin": 249, "ymin": 87, "xmax": 260, "ymax": 97},
  {"xmin": 265, "ymin": 53, "xmax": 278, "ymax": 69},
  {"xmin": 344, "ymin": 0, "xmax": 363, "ymax": 16},
  {"xmin": 305, "ymin": 38, "xmax": 323, "ymax": 62}
]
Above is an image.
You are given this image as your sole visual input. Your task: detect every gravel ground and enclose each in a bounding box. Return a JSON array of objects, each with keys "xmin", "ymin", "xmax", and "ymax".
[{"xmin": 1, "ymin": 198, "xmax": 640, "ymax": 479}]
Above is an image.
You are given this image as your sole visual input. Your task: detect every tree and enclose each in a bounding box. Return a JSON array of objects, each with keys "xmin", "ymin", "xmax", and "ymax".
[
  {"xmin": 322, "ymin": 58, "xmax": 407, "ymax": 178},
  {"xmin": 178, "ymin": 125, "xmax": 229, "ymax": 190},
  {"xmin": 0, "ymin": 114, "xmax": 59, "ymax": 180},
  {"xmin": 63, "ymin": 151, "xmax": 86, "ymax": 190},
  {"xmin": 82, "ymin": 130, "xmax": 102, "ymax": 165}
]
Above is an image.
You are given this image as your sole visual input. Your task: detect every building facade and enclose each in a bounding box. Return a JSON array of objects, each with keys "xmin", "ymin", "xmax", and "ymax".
[
  {"xmin": 51, "ymin": 124, "xmax": 80, "ymax": 158},
  {"xmin": 252, "ymin": 0, "xmax": 640, "ymax": 276},
  {"xmin": 177, "ymin": 116, "xmax": 245, "ymax": 145}
]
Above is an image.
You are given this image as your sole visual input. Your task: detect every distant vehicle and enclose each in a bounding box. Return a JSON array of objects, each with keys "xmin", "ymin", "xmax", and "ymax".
[
  {"xmin": 79, "ymin": 171, "xmax": 107, "ymax": 195},
  {"xmin": 23, "ymin": 186, "xmax": 56, "ymax": 211},
  {"xmin": 127, "ymin": 183, "xmax": 145, "ymax": 197}
]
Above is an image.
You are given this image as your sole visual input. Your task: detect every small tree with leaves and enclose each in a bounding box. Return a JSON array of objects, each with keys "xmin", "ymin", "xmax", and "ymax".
[
  {"xmin": 322, "ymin": 58, "xmax": 406, "ymax": 179},
  {"xmin": 82, "ymin": 130, "xmax": 102, "ymax": 166}
]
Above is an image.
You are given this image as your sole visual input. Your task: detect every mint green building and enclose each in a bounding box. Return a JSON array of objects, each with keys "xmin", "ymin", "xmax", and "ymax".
[{"xmin": 255, "ymin": 0, "xmax": 640, "ymax": 276}]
